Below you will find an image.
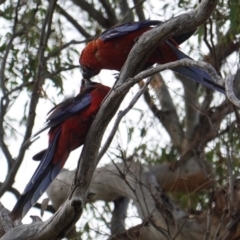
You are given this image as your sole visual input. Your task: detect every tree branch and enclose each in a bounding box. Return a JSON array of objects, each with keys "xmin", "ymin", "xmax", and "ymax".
[
  {"xmin": 133, "ymin": 0, "xmax": 145, "ymax": 21},
  {"xmin": 56, "ymin": 4, "xmax": 92, "ymax": 39},
  {"xmin": 177, "ymin": 74, "xmax": 199, "ymax": 143},
  {"xmin": 46, "ymin": 160, "xmax": 214, "ymax": 239},
  {"xmin": 118, "ymin": 0, "xmax": 134, "ymax": 23},
  {"xmin": 111, "ymin": 197, "xmax": 129, "ymax": 235},
  {"xmin": 71, "ymin": 0, "xmax": 111, "ymax": 28},
  {"xmin": 46, "ymin": 40, "xmax": 89, "ymax": 60},
  {"xmin": 143, "ymin": 73, "xmax": 185, "ymax": 150},
  {"xmin": 99, "ymin": 0, "xmax": 118, "ymax": 24},
  {"xmin": 226, "ymin": 70, "xmax": 240, "ymax": 108},
  {"xmin": 0, "ymin": 203, "xmax": 13, "ymax": 237},
  {"xmin": 43, "ymin": 65, "xmax": 79, "ymax": 79}
]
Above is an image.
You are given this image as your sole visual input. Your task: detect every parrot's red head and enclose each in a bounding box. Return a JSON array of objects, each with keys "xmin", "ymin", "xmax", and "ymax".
[{"xmin": 79, "ymin": 42, "xmax": 101, "ymax": 79}]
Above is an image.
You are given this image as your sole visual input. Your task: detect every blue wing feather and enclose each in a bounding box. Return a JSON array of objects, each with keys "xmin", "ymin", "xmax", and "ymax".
[
  {"xmin": 23, "ymin": 129, "xmax": 61, "ymax": 194},
  {"xmin": 29, "ymin": 94, "xmax": 92, "ymax": 142},
  {"xmin": 99, "ymin": 20, "xmax": 196, "ymax": 45},
  {"xmin": 11, "ymin": 129, "xmax": 62, "ymax": 220},
  {"xmin": 100, "ymin": 20, "xmax": 162, "ymax": 41}
]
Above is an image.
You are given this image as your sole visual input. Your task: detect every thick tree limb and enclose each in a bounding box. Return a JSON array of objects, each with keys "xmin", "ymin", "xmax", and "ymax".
[
  {"xmin": 45, "ymin": 161, "xmax": 240, "ymax": 239},
  {"xmin": 177, "ymin": 74, "xmax": 199, "ymax": 142},
  {"xmin": 142, "ymin": 74, "xmax": 185, "ymax": 150},
  {"xmin": 46, "ymin": 157, "xmax": 214, "ymax": 211},
  {"xmin": 111, "ymin": 197, "xmax": 129, "ymax": 235},
  {"xmin": 3, "ymin": 170, "xmax": 240, "ymax": 239}
]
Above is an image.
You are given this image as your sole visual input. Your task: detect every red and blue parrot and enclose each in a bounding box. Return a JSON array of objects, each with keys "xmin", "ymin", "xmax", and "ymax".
[
  {"xmin": 80, "ymin": 20, "xmax": 225, "ymax": 93},
  {"xmin": 11, "ymin": 80, "xmax": 110, "ymax": 221}
]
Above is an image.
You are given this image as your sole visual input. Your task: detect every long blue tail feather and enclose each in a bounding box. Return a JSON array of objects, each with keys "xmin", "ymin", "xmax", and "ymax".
[
  {"xmin": 11, "ymin": 129, "xmax": 62, "ymax": 221},
  {"xmin": 166, "ymin": 41, "xmax": 225, "ymax": 94}
]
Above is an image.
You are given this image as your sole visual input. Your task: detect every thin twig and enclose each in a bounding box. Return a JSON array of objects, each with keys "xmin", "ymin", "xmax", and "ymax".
[
  {"xmin": 46, "ymin": 40, "xmax": 89, "ymax": 60},
  {"xmin": 204, "ymin": 190, "xmax": 214, "ymax": 240},
  {"xmin": 43, "ymin": 65, "xmax": 79, "ymax": 79},
  {"xmin": 4, "ymin": 82, "xmax": 34, "ymax": 97},
  {"xmin": 213, "ymin": 210, "xmax": 227, "ymax": 239},
  {"xmin": 225, "ymin": 140, "xmax": 234, "ymax": 211}
]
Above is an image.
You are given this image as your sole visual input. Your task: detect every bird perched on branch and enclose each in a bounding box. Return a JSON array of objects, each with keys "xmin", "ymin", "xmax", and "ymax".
[
  {"xmin": 11, "ymin": 79, "xmax": 110, "ymax": 221},
  {"xmin": 80, "ymin": 20, "xmax": 225, "ymax": 93}
]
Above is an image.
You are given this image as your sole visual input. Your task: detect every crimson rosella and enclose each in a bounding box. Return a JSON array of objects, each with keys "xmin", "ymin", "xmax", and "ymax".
[
  {"xmin": 80, "ymin": 20, "xmax": 224, "ymax": 93},
  {"xmin": 11, "ymin": 79, "xmax": 110, "ymax": 221}
]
